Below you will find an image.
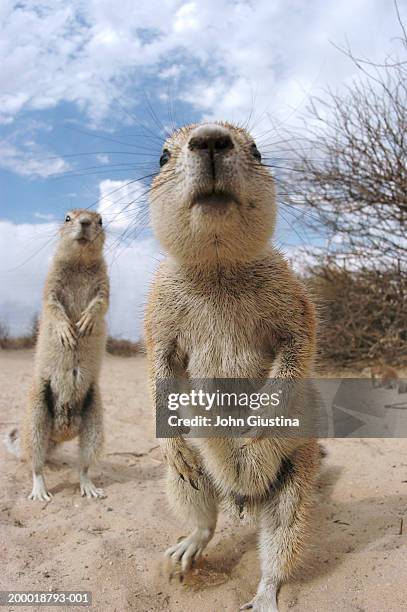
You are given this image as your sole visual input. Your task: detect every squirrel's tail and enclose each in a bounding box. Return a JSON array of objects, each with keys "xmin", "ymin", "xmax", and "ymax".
[{"xmin": 4, "ymin": 428, "xmax": 21, "ymax": 458}]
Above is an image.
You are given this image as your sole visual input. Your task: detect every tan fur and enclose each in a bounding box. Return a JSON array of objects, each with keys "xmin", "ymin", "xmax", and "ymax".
[
  {"xmin": 145, "ymin": 122, "xmax": 320, "ymax": 610},
  {"xmin": 7, "ymin": 209, "xmax": 109, "ymax": 501}
]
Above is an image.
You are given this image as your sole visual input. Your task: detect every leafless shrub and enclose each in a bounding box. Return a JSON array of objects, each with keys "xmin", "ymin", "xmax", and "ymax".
[
  {"xmin": 307, "ymin": 262, "xmax": 407, "ymax": 369},
  {"xmin": 0, "ymin": 314, "xmax": 40, "ymax": 350},
  {"xmin": 289, "ymin": 59, "xmax": 407, "ymax": 268},
  {"xmin": 1, "ymin": 328, "xmax": 144, "ymax": 356},
  {"xmin": 11, "ymin": 314, "xmax": 40, "ymax": 349},
  {"xmin": 30, "ymin": 314, "xmax": 40, "ymax": 340},
  {"xmin": 0, "ymin": 320, "xmax": 10, "ymax": 349},
  {"xmin": 283, "ymin": 7, "xmax": 407, "ymax": 367}
]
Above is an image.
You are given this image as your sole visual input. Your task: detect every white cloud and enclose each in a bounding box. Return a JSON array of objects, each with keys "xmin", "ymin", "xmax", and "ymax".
[
  {"xmin": 0, "ymin": 0, "xmax": 177, "ymax": 125},
  {"xmin": 175, "ymin": 0, "xmax": 405, "ymax": 135},
  {"xmin": 0, "ymin": 219, "xmax": 161, "ymax": 340},
  {"xmin": 34, "ymin": 212, "xmax": 57, "ymax": 221},
  {"xmin": 0, "ymin": 0, "xmax": 404, "ymax": 131},
  {"xmin": 106, "ymin": 236, "xmax": 162, "ymax": 339},
  {"xmin": 96, "ymin": 154, "xmax": 110, "ymax": 164},
  {"xmin": 0, "ymin": 139, "xmax": 70, "ymax": 178},
  {"xmin": 173, "ymin": 2, "xmax": 200, "ymax": 33},
  {"xmin": 0, "ymin": 221, "xmax": 57, "ymax": 335},
  {"xmin": 97, "ymin": 178, "xmax": 149, "ymax": 231},
  {"xmin": 158, "ymin": 65, "xmax": 183, "ymax": 80}
]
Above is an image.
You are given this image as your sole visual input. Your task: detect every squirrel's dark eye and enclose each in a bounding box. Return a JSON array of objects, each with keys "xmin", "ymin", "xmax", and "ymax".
[
  {"xmin": 251, "ymin": 143, "xmax": 261, "ymax": 162},
  {"xmin": 159, "ymin": 149, "xmax": 171, "ymax": 167},
  {"xmin": 98, "ymin": 218, "xmax": 103, "ymax": 226},
  {"xmin": 65, "ymin": 214, "xmax": 71, "ymax": 222}
]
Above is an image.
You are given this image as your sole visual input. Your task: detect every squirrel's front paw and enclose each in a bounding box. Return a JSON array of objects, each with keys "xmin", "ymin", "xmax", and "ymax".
[
  {"xmin": 56, "ymin": 320, "xmax": 77, "ymax": 349},
  {"xmin": 164, "ymin": 444, "xmax": 203, "ymax": 489},
  {"xmin": 76, "ymin": 310, "xmax": 95, "ymax": 336}
]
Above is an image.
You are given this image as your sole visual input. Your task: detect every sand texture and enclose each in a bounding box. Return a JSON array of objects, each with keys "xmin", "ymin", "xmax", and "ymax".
[{"xmin": 1, "ymin": 350, "xmax": 406, "ymax": 611}]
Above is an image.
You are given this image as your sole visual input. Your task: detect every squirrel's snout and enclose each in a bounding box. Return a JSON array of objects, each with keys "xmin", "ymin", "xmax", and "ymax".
[{"xmin": 188, "ymin": 124, "xmax": 234, "ymax": 155}]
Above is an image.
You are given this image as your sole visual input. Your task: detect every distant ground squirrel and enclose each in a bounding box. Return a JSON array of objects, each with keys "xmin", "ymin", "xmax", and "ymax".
[
  {"xmin": 145, "ymin": 122, "xmax": 319, "ymax": 611},
  {"xmin": 5, "ymin": 209, "xmax": 109, "ymax": 501}
]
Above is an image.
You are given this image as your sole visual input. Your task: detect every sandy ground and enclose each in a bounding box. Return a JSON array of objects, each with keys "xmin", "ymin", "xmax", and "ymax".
[{"xmin": 1, "ymin": 349, "xmax": 406, "ymax": 612}]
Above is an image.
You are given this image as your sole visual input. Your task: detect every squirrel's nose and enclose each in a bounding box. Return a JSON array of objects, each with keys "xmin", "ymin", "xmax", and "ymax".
[
  {"xmin": 80, "ymin": 219, "xmax": 91, "ymax": 227},
  {"xmin": 188, "ymin": 124, "xmax": 234, "ymax": 154}
]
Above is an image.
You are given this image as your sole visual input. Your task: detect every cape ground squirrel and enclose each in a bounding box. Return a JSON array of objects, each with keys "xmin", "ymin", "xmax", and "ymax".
[
  {"xmin": 145, "ymin": 122, "xmax": 319, "ymax": 611},
  {"xmin": 5, "ymin": 209, "xmax": 109, "ymax": 501}
]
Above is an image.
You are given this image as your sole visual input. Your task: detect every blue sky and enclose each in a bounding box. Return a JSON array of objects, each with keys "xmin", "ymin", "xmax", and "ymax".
[{"xmin": 0, "ymin": 0, "xmax": 404, "ymax": 338}]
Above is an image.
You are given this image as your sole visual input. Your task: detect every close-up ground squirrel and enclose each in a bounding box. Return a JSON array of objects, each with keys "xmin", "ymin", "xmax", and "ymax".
[{"xmin": 145, "ymin": 122, "xmax": 319, "ymax": 611}]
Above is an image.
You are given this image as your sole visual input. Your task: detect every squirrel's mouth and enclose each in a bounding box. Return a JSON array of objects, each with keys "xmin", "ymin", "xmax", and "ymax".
[
  {"xmin": 76, "ymin": 236, "xmax": 90, "ymax": 245},
  {"xmin": 191, "ymin": 190, "xmax": 239, "ymax": 209}
]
